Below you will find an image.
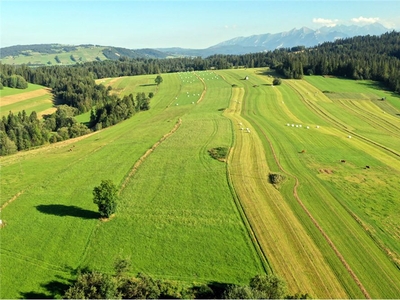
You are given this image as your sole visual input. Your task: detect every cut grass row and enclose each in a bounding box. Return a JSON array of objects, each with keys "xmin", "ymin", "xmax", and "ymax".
[
  {"xmin": 221, "ymin": 69, "xmax": 357, "ymax": 298},
  {"xmin": 0, "ymin": 84, "xmax": 54, "ymax": 118},
  {"xmin": 229, "ymin": 69, "xmax": 400, "ymax": 298}
]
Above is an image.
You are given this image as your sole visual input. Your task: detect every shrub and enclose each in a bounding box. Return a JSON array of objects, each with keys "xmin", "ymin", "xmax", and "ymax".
[
  {"xmin": 272, "ymin": 78, "xmax": 282, "ymax": 85},
  {"xmin": 208, "ymin": 147, "xmax": 229, "ymax": 162},
  {"xmin": 269, "ymin": 173, "xmax": 286, "ymax": 185}
]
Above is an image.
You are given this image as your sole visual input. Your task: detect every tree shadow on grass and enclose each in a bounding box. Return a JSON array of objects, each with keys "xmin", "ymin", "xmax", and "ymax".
[
  {"xmin": 20, "ymin": 278, "xmax": 73, "ymax": 299},
  {"xmin": 36, "ymin": 204, "xmax": 99, "ymax": 219}
]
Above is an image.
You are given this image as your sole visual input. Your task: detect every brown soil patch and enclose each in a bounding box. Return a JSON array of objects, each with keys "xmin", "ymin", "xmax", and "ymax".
[
  {"xmin": 37, "ymin": 107, "xmax": 57, "ymax": 118},
  {"xmin": 0, "ymin": 88, "xmax": 52, "ymax": 106},
  {"xmin": 319, "ymin": 169, "xmax": 334, "ymax": 174},
  {"xmin": 99, "ymin": 214, "xmax": 115, "ymax": 222}
]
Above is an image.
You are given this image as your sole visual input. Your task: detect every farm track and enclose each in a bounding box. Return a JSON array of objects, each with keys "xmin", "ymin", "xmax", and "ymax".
[
  {"xmin": 120, "ymin": 118, "xmax": 182, "ymax": 192},
  {"xmin": 193, "ymin": 72, "xmax": 207, "ymax": 104},
  {"xmin": 285, "ymin": 80, "xmax": 400, "ymax": 159},
  {"xmin": 0, "ymin": 191, "xmax": 24, "ymax": 212},
  {"xmin": 222, "ymin": 79, "xmax": 348, "ymax": 297}
]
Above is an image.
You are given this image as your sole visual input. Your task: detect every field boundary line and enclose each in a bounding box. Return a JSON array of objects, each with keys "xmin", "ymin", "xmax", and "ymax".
[
  {"xmin": 0, "ymin": 191, "xmax": 24, "ymax": 212},
  {"xmin": 251, "ymin": 118, "xmax": 371, "ymax": 299},
  {"xmin": 193, "ymin": 72, "xmax": 207, "ymax": 103},
  {"xmin": 119, "ymin": 118, "xmax": 182, "ymax": 193}
]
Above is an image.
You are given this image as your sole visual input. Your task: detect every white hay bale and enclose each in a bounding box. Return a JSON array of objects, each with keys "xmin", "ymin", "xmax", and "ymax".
[
  {"xmin": 348, "ymin": 135, "xmax": 352, "ymax": 138},
  {"xmin": 306, "ymin": 126, "xmax": 309, "ymax": 129},
  {"xmin": 316, "ymin": 125, "xmax": 320, "ymax": 128}
]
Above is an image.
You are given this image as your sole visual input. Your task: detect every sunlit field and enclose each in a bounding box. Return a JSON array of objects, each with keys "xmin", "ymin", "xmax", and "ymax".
[{"xmin": 1, "ymin": 70, "xmax": 399, "ymax": 298}]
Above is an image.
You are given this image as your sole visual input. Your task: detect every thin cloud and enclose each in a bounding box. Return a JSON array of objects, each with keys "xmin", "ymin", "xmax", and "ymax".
[
  {"xmin": 224, "ymin": 24, "xmax": 237, "ymax": 30},
  {"xmin": 312, "ymin": 18, "xmax": 338, "ymax": 27},
  {"xmin": 351, "ymin": 16, "xmax": 379, "ymax": 24}
]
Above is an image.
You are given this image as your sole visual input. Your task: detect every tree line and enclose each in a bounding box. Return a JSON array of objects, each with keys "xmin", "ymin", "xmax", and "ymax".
[
  {"xmin": 63, "ymin": 258, "xmax": 310, "ymax": 299},
  {"xmin": 0, "ymin": 89, "xmax": 151, "ymax": 156},
  {"xmin": 1, "ymin": 31, "xmax": 399, "ymax": 110},
  {"xmin": 1, "ymin": 31, "xmax": 399, "ymax": 155}
]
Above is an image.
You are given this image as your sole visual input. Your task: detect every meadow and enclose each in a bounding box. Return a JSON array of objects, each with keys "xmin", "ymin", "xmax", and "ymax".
[
  {"xmin": 0, "ymin": 83, "xmax": 55, "ymax": 118},
  {"xmin": 0, "ymin": 46, "xmax": 108, "ymax": 66},
  {"xmin": 0, "ymin": 71, "xmax": 264, "ymax": 298},
  {"xmin": 1, "ymin": 69, "xmax": 399, "ymax": 298}
]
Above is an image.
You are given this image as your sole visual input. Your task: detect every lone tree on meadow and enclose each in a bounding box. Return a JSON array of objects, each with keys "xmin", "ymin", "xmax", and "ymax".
[
  {"xmin": 93, "ymin": 180, "xmax": 118, "ymax": 218},
  {"xmin": 155, "ymin": 75, "xmax": 163, "ymax": 85}
]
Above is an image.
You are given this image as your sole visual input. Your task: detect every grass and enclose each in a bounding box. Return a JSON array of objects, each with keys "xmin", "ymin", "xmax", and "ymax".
[
  {"xmin": 1, "ymin": 69, "xmax": 399, "ymax": 298},
  {"xmin": 0, "ymin": 46, "xmax": 108, "ymax": 66},
  {"xmin": 240, "ymin": 70, "xmax": 400, "ymax": 298},
  {"xmin": 0, "ymin": 71, "xmax": 264, "ymax": 298},
  {"xmin": 0, "ymin": 84, "xmax": 54, "ymax": 118},
  {"xmin": 208, "ymin": 147, "xmax": 229, "ymax": 161}
]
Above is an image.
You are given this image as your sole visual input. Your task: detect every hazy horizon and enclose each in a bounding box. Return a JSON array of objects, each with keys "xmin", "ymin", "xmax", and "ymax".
[{"xmin": 1, "ymin": 0, "xmax": 400, "ymax": 49}]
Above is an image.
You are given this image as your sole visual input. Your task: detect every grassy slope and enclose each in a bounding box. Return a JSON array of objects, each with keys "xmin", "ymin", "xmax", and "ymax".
[
  {"xmin": 0, "ymin": 46, "xmax": 107, "ymax": 65},
  {"xmin": 229, "ymin": 69, "xmax": 400, "ymax": 298},
  {"xmin": 0, "ymin": 72, "xmax": 263, "ymax": 298},
  {"xmin": 220, "ymin": 69, "xmax": 357, "ymax": 298},
  {"xmin": 82, "ymin": 70, "xmax": 263, "ymax": 283},
  {"xmin": 0, "ymin": 84, "xmax": 54, "ymax": 118}
]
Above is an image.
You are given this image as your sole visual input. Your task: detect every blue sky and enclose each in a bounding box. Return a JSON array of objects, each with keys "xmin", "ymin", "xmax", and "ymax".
[{"xmin": 1, "ymin": 1, "xmax": 399, "ymax": 49}]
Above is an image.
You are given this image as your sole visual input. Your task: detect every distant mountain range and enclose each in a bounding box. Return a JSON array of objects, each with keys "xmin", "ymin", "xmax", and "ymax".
[
  {"xmin": 0, "ymin": 23, "xmax": 392, "ymax": 65},
  {"xmin": 159, "ymin": 23, "xmax": 391, "ymax": 56}
]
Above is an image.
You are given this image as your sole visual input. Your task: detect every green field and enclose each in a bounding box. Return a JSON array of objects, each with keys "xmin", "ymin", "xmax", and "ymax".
[
  {"xmin": 1, "ymin": 70, "xmax": 400, "ymax": 298},
  {"xmin": 0, "ymin": 46, "xmax": 108, "ymax": 66},
  {"xmin": 0, "ymin": 84, "xmax": 55, "ymax": 118}
]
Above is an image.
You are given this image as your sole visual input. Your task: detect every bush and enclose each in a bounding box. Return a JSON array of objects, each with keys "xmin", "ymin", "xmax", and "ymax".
[
  {"xmin": 272, "ymin": 77, "xmax": 282, "ymax": 85},
  {"xmin": 269, "ymin": 173, "xmax": 286, "ymax": 185},
  {"xmin": 208, "ymin": 147, "xmax": 229, "ymax": 162}
]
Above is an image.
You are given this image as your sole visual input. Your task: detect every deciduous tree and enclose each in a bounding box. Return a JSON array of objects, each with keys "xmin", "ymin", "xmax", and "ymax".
[{"xmin": 92, "ymin": 180, "xmax": 118, "ymax": 218}]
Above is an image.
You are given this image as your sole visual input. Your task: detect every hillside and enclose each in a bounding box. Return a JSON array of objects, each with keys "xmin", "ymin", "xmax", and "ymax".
[
  {"xmin": 0, "ymin": 24, "xmax": 392, "ymax": 65},
  {"xmin": 0, "ymin": 44, "xmax": 168, "ymax": 66},
  {"xmin": 1, "ymin": 70, "xmax": 400, "ymax": 298}
]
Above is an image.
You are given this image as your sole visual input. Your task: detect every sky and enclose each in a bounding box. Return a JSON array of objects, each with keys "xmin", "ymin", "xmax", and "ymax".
[{"xmin": 1, "ymin": 0, "xmax": 400, "ymax": 49}]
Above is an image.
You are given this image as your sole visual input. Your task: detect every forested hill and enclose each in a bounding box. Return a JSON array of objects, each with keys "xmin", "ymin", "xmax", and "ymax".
[
  {"xmin": 271, "ymin": 31, "xmax": 400, "ymax": 92},
  {"xmin": 1, "ymin": 32, "xmax": 399, "ymax": 109},
  {"xmin": 0, "ymin": 44, "xmax": 168, "ymax": 66}
]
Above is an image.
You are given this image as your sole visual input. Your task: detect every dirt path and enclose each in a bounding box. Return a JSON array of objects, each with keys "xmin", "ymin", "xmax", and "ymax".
[
  {"xmin": 0, "ymin": 191, "xmax": 24, "ymax": 212},
  {"xmin": 193, "ymin": 72, "xmax": 207, "ymax": 104},
  {"xmin": 119, "ymin": 118, "xmax": 182, "ymax": 192}
]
